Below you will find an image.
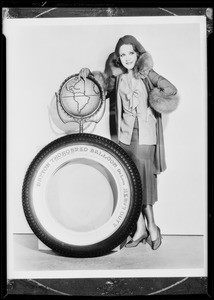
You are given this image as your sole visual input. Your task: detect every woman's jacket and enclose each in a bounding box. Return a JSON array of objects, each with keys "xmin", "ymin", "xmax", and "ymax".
[{"xmin": 93, "ymin": 52, "xmax": 179, "ymax": 175}]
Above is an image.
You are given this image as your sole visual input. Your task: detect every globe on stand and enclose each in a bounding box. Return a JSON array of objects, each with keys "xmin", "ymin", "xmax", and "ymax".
[{"xmin": 57, "ymin": 74, "xmax": 105, "ymax": 133}]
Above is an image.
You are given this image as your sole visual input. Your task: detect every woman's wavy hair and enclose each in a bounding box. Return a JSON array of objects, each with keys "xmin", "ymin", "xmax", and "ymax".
[{"xmin": 114, "ymin": 43, "xmax": 141, "ymax": 68}]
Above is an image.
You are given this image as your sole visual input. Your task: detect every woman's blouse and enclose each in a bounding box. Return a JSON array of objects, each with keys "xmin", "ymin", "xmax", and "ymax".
[{"xmin": 118, "ymin": 73, "xmax": 157, "ymax": 145}]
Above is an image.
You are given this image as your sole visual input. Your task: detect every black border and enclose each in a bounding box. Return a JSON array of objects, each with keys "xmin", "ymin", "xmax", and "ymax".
[
  {"xmin": 1, "ymin": 17, "xmax": 7, "ymax": 299},
  {"xmin": 1, "ymin": 2, "xmax": 213, "ymax": 298}
]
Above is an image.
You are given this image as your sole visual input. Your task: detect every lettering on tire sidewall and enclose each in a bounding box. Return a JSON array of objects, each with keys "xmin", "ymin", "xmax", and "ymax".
[{"xmin": 30, "ymin": 144, "xmax": 131, "ymax": 246}]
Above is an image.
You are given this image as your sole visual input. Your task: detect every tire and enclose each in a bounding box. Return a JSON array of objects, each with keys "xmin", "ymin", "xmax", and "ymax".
[{"xmin": 22, "ymin": 133, "xmax": 142, "ymax": 257}]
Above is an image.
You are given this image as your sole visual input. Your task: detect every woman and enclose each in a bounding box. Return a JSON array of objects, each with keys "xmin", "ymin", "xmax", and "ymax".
[{"xmin": 80, "ymin": 35, "xmax": 178, "ymax": 250}]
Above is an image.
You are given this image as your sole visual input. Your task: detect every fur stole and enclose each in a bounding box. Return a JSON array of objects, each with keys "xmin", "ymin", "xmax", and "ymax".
[
  {"xmin": 133, "ymin": 53, "xmax": 179, "ymax": 113},
  {"xmin": 133, "ymin": 52, "xmax": 154, "ymax": 79},
  {"xmin": 149, "ymin": 88, "xmax": 179, "ymax": 114},
  {"xmin": 91, "ymin": 70, "xmax": 108, "ymax": 93},
  {"xmin": 149, "ymin": 87, "xmax": 179, "ymax": 114},
  {"xmin": 101, "ymin": 52, "xmax": 179, "ymax": 113}
]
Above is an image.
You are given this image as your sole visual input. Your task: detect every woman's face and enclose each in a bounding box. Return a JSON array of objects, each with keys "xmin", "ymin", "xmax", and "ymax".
[{"xmin": 119, "ymin": 44, "xmax": 138, "ymax": 71}]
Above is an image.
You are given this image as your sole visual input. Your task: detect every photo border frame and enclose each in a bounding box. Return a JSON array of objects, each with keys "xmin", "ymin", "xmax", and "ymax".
[{"xmin": 1, "ymin": 2, "xmax": 213, "ymax": 298}]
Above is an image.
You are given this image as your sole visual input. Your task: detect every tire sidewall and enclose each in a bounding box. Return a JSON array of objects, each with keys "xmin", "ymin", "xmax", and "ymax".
[{"xmin": 22, "ymin": 133, "xmax": 142, "ymax": 257}]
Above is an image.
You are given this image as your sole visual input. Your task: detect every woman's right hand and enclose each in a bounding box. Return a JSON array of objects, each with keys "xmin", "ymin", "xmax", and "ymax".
[{"xmin": 79, "ymin": 68, "xmax": 91, "ymax": 80}]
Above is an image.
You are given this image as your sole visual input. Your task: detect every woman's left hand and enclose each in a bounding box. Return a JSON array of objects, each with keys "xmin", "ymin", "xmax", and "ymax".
[{"xmin": 79, "ymin": 68, "xmax": 91, "ymax": 80}]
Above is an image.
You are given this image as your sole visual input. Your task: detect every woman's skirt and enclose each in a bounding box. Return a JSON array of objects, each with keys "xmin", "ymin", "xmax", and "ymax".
[{"xmin": 119, "ymin": 120, "xmax": 158, "ymax": 206}]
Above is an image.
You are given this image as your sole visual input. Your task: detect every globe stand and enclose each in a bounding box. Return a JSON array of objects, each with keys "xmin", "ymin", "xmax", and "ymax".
[{"xmin": 79, "ymin": 119, "xmax": 84, "ymax": 133}]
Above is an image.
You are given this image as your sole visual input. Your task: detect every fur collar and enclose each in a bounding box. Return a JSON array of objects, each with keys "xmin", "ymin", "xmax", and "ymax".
[
  {"xmin": 103, "ymin": 52, "xmax": 179, "ymax": 114},
  {"xmin": 133, "ymin": 52, "xmax": 153, "ymax": 79},
  {"xmin": 103, "ymin": 51, "xmax": 154, "ymax": 79}
]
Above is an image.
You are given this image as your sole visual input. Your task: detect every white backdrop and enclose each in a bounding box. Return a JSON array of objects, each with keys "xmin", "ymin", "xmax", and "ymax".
[{"xmin": 4, "ymin": 16, "xmax": 207, "ymax": 235}]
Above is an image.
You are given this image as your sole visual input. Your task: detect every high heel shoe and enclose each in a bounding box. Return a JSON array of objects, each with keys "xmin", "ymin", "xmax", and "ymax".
[
  {"xmin": 119, "ymin": 235, "xmax": 132, "ymax": 249},
  {"xmin": 125, "ymin": 232, "xmax": 148, "ymax": 248},
  {"xmin": 146, "ymin": 226, "xmax": 162, "ymax": 250}
]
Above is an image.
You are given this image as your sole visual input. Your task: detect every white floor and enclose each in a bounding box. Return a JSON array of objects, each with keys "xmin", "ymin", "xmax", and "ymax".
[{"xmin": 11, "ymin": 234, "xmax": 206, "ymax": 278}]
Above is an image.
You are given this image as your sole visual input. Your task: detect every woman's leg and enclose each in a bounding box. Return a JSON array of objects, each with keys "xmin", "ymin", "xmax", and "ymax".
[
  {"xmin": 142, "ymin": 204, "xmax": 158, "ymax": 241},
  {"xmin": 132, "ymin": 212, "xmax": 147, "ymax": 240}
]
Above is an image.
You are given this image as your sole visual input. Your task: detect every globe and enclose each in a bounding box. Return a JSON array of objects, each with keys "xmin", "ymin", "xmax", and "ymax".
[{"xmin": 59, "ymin": 75, "xmax": 103, "ymax": 118}]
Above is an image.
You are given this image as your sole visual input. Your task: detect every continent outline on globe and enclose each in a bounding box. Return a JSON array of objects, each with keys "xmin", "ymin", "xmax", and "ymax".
[{"xmin": 58, "ymin": 74, "xmax": 103, "ymax": 118}]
